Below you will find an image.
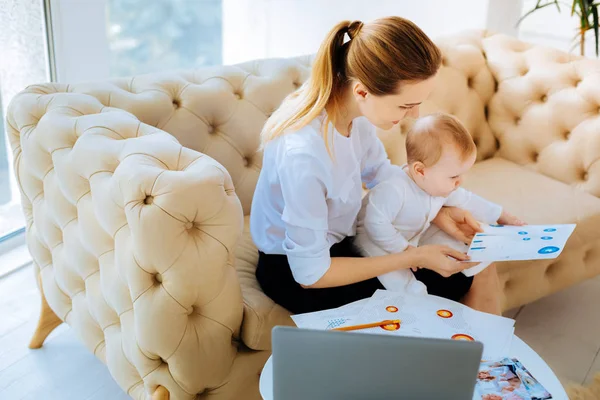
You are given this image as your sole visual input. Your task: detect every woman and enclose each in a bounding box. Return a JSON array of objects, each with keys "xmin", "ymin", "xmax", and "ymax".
[{"xmin": 250, "ymin": 17, "xmax": 502, "ymax": 315}]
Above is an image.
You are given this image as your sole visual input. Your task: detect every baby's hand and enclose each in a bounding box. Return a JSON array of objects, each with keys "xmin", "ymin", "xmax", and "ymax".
[{"xmin": 497, "ymin": 210, "xmax": 526, "ymax": 226}]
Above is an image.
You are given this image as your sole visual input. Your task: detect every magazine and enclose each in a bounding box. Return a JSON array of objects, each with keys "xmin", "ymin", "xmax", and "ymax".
[{"xmin": 475, "ymin": 357, "xmax": 552, "ymax": 400}]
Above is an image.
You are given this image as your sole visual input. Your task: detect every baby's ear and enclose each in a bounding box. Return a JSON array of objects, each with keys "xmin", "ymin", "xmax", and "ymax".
[{"xmin": 412, "ymin": 161, "xmax": 426, "ymax": 176}]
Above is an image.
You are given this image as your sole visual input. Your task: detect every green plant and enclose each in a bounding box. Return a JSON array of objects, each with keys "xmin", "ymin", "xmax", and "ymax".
[{"xmin": 519, "ymin": 0, "xmax": 599, "ymax": 57}]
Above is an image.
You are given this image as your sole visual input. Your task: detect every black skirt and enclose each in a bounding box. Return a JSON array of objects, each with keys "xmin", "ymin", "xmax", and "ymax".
[{"xmin": 255, "ymin": 237, "xmax": 474, "ymax": 314}]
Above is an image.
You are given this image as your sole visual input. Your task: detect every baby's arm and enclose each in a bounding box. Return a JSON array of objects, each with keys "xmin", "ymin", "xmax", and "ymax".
[
  {"xmin": 445, "ymin": 188, "xmax": 525, "ymax": 225},
  {"xmin": 362, "ymin": 181, "xmax": 410, "ymax": 253},
  {"xmin": 444, "ymin": 188, "xmax": 502, "ymax": 224}
]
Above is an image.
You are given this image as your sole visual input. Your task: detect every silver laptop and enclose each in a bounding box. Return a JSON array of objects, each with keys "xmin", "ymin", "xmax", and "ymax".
[{"xmin": 272, "ymin": 326, "xmax": 483, "ymax": 400}]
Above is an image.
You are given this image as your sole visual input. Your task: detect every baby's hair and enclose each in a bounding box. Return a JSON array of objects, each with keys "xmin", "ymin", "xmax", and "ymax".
[{"xmin": 405, "ymin": 112, "xmax": 476, "ymax": 166}]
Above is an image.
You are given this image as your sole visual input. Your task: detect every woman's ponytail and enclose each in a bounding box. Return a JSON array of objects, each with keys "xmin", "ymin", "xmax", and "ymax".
[{"xmin": 260, "ymin": 20, "xmax": 359, "ymax": 149}]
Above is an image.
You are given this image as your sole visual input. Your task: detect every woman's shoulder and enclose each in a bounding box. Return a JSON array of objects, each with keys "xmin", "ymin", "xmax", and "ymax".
[{"xmin": 270, "ymin": 119, "xmax": 329, "ymax": 159}]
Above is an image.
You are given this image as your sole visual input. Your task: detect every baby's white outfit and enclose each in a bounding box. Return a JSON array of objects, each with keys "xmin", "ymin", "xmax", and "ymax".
[{"xmin": 355, "ymin": 167, "xmax": 502, "ymax": 294}]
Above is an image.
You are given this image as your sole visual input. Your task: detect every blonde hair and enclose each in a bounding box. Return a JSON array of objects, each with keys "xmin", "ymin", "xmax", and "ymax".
[
  {"xmin": 260, "ymin": 17, "xmax": 442, "ymax": 153},
  {"xmin": 405, "ymin": 113, "xmax": 476, "ymax": 166}
]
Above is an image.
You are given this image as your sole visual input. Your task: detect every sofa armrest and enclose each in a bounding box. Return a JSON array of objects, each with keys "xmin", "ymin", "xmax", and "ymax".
[
  {"xmin": 483, "ymin": 33, "xmax": 600, "ymax": 198},
  {"xmin": 7, "ymin": 86, "xmax": 244, "ymax": 399}
]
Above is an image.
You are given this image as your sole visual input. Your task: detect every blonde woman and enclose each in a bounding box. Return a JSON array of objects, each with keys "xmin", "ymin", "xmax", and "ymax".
[{"xmin": 250, "ymin": 17, "xmax": 501, "ymax": 315}]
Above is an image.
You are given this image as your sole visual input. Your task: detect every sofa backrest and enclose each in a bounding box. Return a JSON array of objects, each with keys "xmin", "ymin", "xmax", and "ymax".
[{"xmin": 483, "ymin": 33, "xmax": 600, "ymax": 198}]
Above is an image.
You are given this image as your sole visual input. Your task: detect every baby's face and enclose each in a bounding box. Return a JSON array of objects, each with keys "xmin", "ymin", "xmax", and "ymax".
[{"xmin": 416, "ymin": 147, "xmax": 476, "ymax": 197}]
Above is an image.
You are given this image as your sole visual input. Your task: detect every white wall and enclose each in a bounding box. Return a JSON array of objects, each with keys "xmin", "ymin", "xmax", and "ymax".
[{"xmin": 223, "ymin": 0, "xmax": 523, "ymax": 65}]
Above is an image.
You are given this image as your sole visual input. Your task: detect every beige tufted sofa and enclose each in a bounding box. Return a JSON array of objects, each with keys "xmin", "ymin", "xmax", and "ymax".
[{"xmin": 6, "ymin": 30, "xmax": 600, "ymax": 399}]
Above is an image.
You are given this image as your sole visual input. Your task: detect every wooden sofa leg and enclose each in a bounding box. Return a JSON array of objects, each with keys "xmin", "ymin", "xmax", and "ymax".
[
  {"xmin": 152, "ymin": 386, "xmax": 170, "ymax": 400},
  {"xmin": 29, "ymin": 275, "xmax": 63, "ymax": 349}
]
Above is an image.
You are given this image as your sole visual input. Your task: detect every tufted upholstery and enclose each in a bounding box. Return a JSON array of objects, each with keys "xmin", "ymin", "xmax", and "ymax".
[{"xmin": 7, "ymin": 30, "xmax": 600, "ymax": 399}]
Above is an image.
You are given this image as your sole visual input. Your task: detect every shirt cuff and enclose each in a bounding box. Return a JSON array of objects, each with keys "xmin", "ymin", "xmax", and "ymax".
[
  {"xmin": 287, "ymin": 253, "xmax": 332, "ymax": 286},
  {"xmin": 482, "ymin": 203, "xmax": 503, "ymax": 224}
]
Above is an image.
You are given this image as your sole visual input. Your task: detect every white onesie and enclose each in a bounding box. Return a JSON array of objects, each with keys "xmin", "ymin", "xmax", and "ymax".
[{"xmin": 355, "ymin": 167, "xmax": 502, "ymax": 294}]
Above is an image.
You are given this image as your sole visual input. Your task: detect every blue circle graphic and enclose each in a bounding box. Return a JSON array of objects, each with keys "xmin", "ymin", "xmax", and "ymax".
[
  {"xmin": 518, "ymin": 231, "xmax": 528, "ymax": 235},
  {"xmin": 541, "ymin": 236, "xmax": 553, "ymax": 240},
  {"xmin": 523, "ymin": 237, "xmax": 531, "ymax": 241},
  {"xmin": 544, "ymin": 228, "xmax": 556, "ymax": 232},
  {"xmin": 538, "ymin": 246, "xmax": 560, "ymax": 255}
]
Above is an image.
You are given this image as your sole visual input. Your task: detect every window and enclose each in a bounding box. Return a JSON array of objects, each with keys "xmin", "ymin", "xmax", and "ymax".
[
  {"xmin": 0, "ymin": 0, "xmax": 51, "ymax": 240},
  {"xmin": 107, "ymin": 0, "xmax": 223, "ymax": 77}
]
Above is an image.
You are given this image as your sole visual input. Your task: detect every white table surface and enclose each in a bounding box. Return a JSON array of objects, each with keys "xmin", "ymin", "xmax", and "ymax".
[{"xmin": 259, "ymin": 335, "xmax": 568, "ymax": 400}]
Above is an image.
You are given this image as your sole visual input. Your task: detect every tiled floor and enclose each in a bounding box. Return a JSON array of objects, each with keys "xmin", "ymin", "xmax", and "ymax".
[{"xmin": 1, "ymin": 264, "xmax": 599, "ymax": 399}]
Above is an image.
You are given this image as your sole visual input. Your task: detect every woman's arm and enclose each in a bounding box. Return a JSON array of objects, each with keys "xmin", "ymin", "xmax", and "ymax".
[{"xmin": 305, "ymin": 245, "xmax": 477, "ymax": 289}]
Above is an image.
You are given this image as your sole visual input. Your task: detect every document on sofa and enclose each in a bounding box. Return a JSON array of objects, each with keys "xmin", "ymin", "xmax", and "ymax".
[{"xmin": 466, "ymin": 223, "xmax": 577, "ymax": 263}]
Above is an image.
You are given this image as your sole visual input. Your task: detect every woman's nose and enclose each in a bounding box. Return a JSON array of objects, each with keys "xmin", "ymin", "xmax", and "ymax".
[{"xmin": 408, "ymin": 105, "xmax": 420, "ymax": 118}]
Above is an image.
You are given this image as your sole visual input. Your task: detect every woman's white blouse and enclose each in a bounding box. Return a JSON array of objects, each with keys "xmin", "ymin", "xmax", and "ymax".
[{"xmin": 250, "ymin": 114, "xmax": 402, "ymax": 285}]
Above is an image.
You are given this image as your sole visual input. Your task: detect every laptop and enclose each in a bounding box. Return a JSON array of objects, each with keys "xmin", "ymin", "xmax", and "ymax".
[{"xmin": 272, "ymin": 326, "xmax": 483, "ymax": 400}]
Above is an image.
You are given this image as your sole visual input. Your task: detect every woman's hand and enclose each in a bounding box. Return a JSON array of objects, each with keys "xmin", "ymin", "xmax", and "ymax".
[
  {"xmin": 407, "ymin": 245, "xmax": 480, "ymax": 278},
  {"xmin": 497, "ymin": 210, "xmax": 526, "ymax": 226},
  {"xmin": 432, "ymin": 207, "xmax": 483, "ymax": 244}
]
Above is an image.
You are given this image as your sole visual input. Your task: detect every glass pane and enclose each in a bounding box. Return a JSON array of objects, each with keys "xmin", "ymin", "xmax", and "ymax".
[
  {"xmin": 107, "ymin": 0, "xmax": 223, "ymax": 77},
  {"xmin": 0, "ymin": 0, "xmax": 50, "ymax": 239}
]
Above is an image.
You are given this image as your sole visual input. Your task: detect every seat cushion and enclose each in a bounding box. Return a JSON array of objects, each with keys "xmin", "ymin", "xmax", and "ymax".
[
  {"xmin": 234, "ymin": 216, "xmax": 294, "ymax": 351},
  {"xmin": 463, "ymin": 157, "xmax": 600, "ymax": 309}
]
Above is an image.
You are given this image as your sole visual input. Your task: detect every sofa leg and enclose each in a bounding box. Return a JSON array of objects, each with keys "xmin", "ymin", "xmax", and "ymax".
[
  {"xmin": 29, "ymin": 275, "xmax": 63, "ymax": 349},
  {"xmin": 152, "ymin": 386, "xmax": 170, "ymax": 400}
]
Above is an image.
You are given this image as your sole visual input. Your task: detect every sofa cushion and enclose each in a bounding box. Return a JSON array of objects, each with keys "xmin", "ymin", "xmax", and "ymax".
[
  {"xmin": 463, "ymin": 157, "xmax": 600, "ymax": 309},
  {"xmin": 234, "ymin": 216, "xmax": 294, "ymax": 350}
]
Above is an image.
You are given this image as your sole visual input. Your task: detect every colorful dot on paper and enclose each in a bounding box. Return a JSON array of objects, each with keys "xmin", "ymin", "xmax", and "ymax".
[{"xmin": 538, "ymin": 246, "xmax": 560, "ymax": 255}]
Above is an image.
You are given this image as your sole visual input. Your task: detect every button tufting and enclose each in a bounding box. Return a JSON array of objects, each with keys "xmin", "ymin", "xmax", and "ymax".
[
  {"xmin": 467, "ymin": 76, "xmax": 474, "ymax": 88},
  {"xmin": 155, "ymin": 273, "xmax": 163, "ymax": 283},
  {"xmin": 185, "ymin": 221, "xmax": 194, "ymax": 230},
  {"xmin": 234, "ymin": 92, "xmax": 241, "ymax": 100},
  {"xmin": 514, "ymin": 115, "xmax": 521, "ymax": 125},
  {"xmin": 532, "ymin": 151, "xmax": 539, "ymax": 163},
  {"xmin": 187, "ymin": 306, "xmax": 195, "ymax": 315},
  {"xmin": 564, "ymin": 130, "xmax": 571, "ymax": 140},
  {"xmin": 540, "ymin": 94, "xmax": 547, "ymax": 102},
  {"xmin": 172, "ymin": 99, "xmax": 181, "ymax": 108},
  {"xmin": 582, "ymin": 171, "xmax": 589, "ymax": 181},
  {"xmin": 484, "ymin": 105, "xmax": 489, "ymax": 119},
  {"xmin": 520, "ymin": 66, "xmax": 529, "ymax": 76},
  {"xmin": 207, "ymin": 125, "xmax": 215, "ymax": 134},
  {"xmin": 243, "ymin": 157, "xmax": 250, "ymax": 167},
  {"xmin": 144, "ymin": 195, "xmax": 154, "ymax": 205},
  {"xmin": 573, "ymin": 77, "xmax": 582, "ymax": 87}
]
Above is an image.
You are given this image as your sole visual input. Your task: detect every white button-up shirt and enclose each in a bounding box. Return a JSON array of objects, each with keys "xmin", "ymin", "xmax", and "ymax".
[{"xmin": 250, "ymin": 113, "xmax": 402, "ymax": 285}]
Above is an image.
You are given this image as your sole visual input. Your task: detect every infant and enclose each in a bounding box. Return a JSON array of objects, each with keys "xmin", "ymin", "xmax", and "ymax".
[{"xmin": 355, "ymin": 112, "xmax": 522, "ymax": 293}]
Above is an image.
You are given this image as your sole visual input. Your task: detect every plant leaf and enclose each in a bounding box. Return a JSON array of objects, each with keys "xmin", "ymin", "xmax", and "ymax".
[
  {"xmin": 592, "ymin": 5, "xmax": 599, "ymax": 56},
  {"xmin": 519, "ymin": 1, "xmax": 566, "ymax": 24}
]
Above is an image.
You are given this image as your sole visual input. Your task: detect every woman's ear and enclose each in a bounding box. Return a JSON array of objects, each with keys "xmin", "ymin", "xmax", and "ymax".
[{"xmin": 353, "ymin": 81, "xmax": 368, "ymax": 101}]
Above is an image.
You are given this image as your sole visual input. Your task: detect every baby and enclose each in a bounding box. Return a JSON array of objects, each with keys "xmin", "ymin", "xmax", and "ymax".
[{"xmin": 355, "ymin": 112, "xmax": 523, "ymax": 293}]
